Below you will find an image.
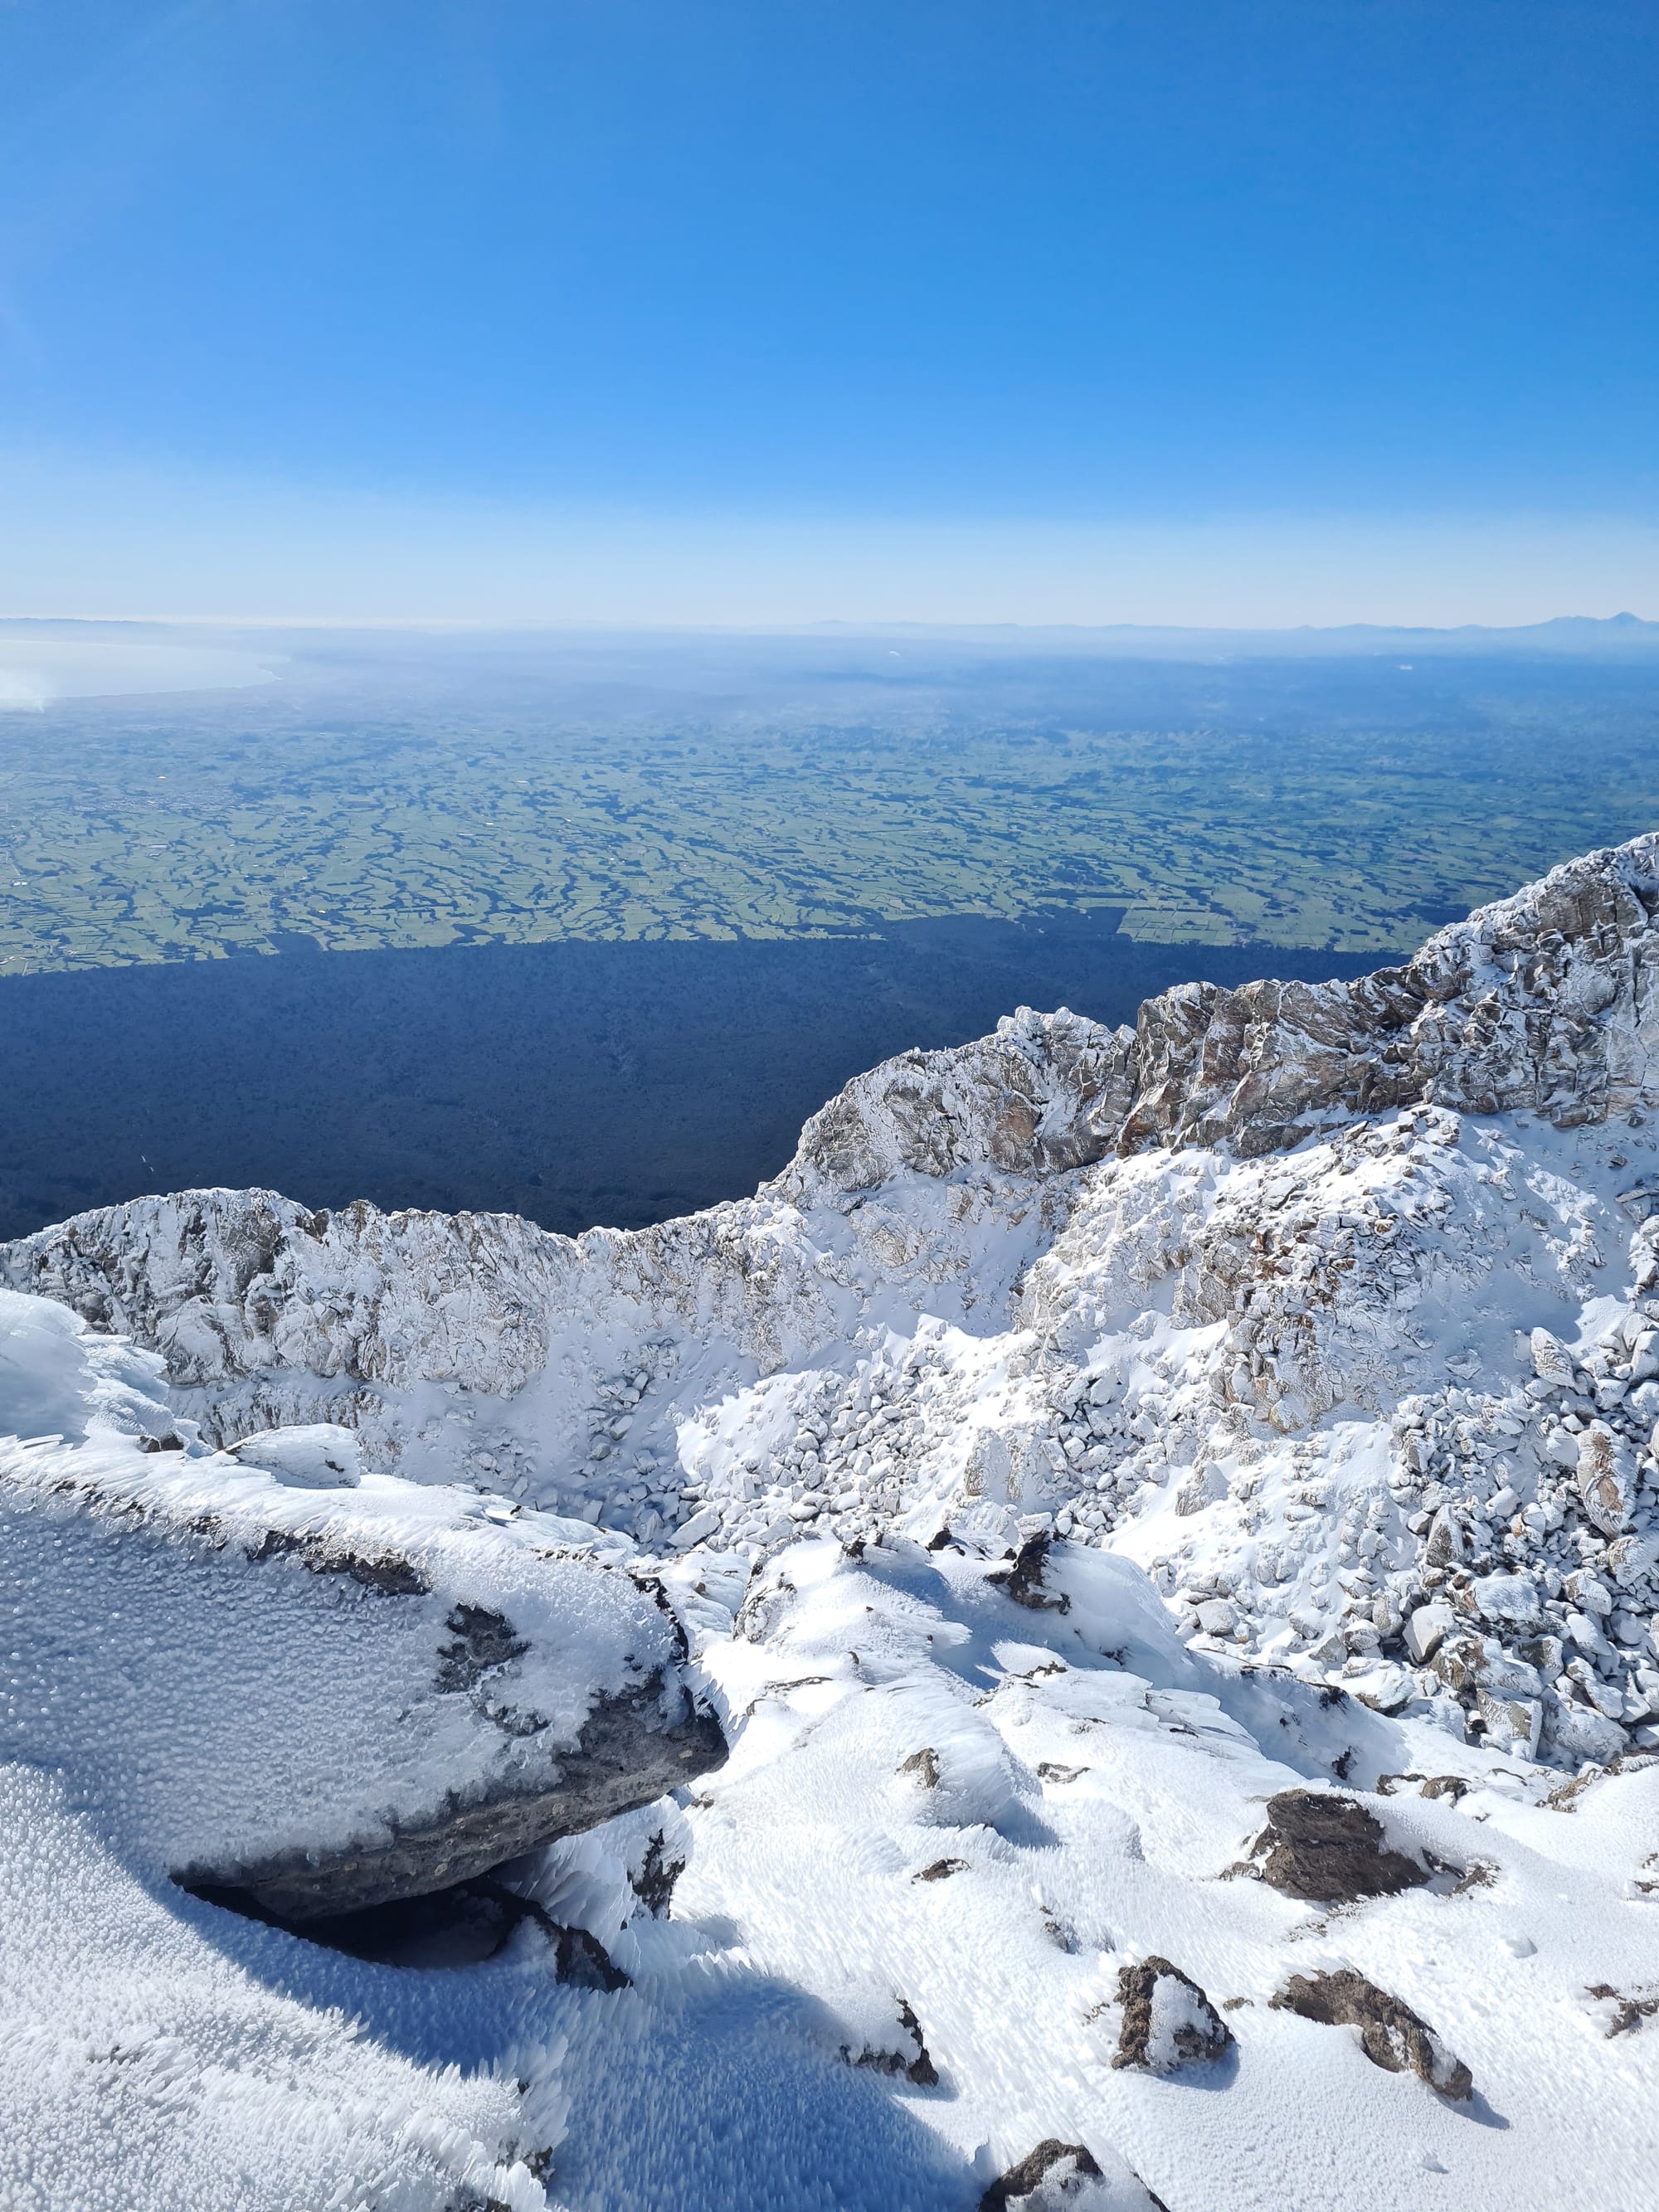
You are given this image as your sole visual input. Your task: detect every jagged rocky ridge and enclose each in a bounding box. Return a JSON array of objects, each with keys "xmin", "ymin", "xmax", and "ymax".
[{"xmin": 10, "ymin": 835, "xmax": 1659, "ymax": 1777}]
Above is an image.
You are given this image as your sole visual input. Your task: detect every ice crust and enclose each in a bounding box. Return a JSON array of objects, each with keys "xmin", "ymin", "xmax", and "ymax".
[{"xmin": 8, "ymin": 835, "xmax": 1659, "ymax": 2207}]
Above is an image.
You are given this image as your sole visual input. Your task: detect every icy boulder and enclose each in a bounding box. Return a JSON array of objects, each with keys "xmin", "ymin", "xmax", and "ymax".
[
  {"xmin": 0, "ymin": 1350, "xmax": 724, "ymax": 1922},
  {"xmin": 226, "ymin": 1422, "xmax": 362, "ymax": 1488}
]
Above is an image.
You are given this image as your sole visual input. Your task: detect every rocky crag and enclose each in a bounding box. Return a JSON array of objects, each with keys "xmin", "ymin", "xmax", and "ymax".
[{"xmin": 9, "ymin": 834, "xmax": 1659, "ymax": 1777}]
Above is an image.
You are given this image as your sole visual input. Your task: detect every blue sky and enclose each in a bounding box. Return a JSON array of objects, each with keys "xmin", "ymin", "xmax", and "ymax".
[{"xmin": 1, "ymin": 0, "xmax": 1654, "ymax": 623}]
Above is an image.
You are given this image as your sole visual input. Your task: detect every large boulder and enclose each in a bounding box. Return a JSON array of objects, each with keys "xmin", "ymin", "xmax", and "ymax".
[
  {"xmin": 0, "ymin": 1293, "xmax": 723, "ymax": 1922},
  {"xmin": 1247, "ymin": 1789, "xmax": 1429, "ymax": 1903}
]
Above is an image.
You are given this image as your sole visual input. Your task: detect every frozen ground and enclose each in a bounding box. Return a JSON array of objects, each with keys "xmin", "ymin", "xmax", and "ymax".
[
  {"xmin": 7, "ymin": 1395, "xmax": 1658, "ymax": 2210},
  {"xmin": 7, "ymin": 836, "xmax": 1659, "ymax": 2208}
]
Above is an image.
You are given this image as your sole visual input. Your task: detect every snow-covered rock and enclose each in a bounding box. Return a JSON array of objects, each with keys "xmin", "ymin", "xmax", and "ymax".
[
  {"xmin": 1109, "ymin": 1956, "xmax": 1233, "ymax": 2073},
  {"xmin": 0, "ymin": 1291, "xmax": 722, "ymax": 1922},
  {"xmin": 1270, "ymin": 1969, "xmax": 1473, "ymax": 2099}
]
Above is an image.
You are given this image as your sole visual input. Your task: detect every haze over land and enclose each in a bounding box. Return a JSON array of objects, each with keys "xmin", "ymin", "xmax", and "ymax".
[{"xmin": 2, "ymin": 620, "xmax": 1657, "ymax": 978}]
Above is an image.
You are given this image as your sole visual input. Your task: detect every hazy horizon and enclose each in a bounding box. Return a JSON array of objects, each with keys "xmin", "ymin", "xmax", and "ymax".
[{"xmin": 3, "ymin": 2, "xmax": 1654, "ymax": 627}]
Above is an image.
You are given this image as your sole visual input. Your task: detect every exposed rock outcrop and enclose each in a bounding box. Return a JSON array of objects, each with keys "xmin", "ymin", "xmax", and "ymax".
[
  {"xmin": 839, "ymin": 1997, "xmax": 939, "ymax": 2088},
  {"xmin": 978, "ymin": 2142, "xmax": 1106, "ymax": 2210},
  {"xmin": 1112, "ymin": 1956, "xmax": 1233, "ymax": 2072},
  {"xmin": 989, "ymin": 1532, "xmax": 1069, "ymax": 1612},
  {"xmin": 1247, "ymin": 1791, "xmax": 1429, "ymax": 1903},
  {"xmin": 1271, "ymin": 1969, "xmax": 1474, "ymax": 2098}
]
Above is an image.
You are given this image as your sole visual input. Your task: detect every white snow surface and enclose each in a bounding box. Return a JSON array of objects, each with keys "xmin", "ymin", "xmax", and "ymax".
[{"xmin": 10, "ymin": 836, "xmax": 1659, "ymax": 2207}]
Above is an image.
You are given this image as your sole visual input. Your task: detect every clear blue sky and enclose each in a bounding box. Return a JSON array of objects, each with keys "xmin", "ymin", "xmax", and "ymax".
[{"xmin": 1, "ymin": 0, "xmax": 1655, "ymax": 622}]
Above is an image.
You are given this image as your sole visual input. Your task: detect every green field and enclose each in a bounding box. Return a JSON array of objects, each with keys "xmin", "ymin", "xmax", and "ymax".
[{"xmin": 2, "ymin": 652, "xmax": 1657, "ymax": 975}]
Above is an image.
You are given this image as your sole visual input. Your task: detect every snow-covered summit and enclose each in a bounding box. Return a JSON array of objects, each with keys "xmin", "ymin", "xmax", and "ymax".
[{"xmin": 7, "ymin": 834, "xmax": 1659, "ymax": 2209}]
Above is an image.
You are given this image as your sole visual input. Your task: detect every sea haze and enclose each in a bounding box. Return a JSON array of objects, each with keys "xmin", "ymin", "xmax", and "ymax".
[{"xmin": 0, "ymin": 914, "xmax": 1379, "ymax": 1242}]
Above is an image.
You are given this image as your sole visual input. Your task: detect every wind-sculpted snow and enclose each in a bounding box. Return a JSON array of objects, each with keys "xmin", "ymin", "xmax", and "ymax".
[
  {"xmin": 0, "ymin": 1763, "xmax": 569, "ymax": 2212},
  {"xmin": 10, "ymin": 836, "xmax": 1659, "ymax": 2208}
]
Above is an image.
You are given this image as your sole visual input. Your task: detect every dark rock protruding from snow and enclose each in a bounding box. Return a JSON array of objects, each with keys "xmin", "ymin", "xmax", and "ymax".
[
  {"xmin": 841, "ymin": 1998, "xmax": 939, "ymax": 2088},
  {"xmin": 628, "ymin": 1827, "xmax": 687, "ymax": 1917},
  {"xmin": 978, "ymin": 2137, "xmax": 1167, "ymax": 2210},
  {"xmin": 1112, "ymin": 1956, "xmax": 1234, "ymax": 2073},
  {"xmin": 989, "ymin": 1533, "xmax": 1070, "ymax": 1612},
  {"xmin": 1248, "ymin": 1790, "xmax": 1429, "ymax": 1903},
  {"xmin": 978, "ymin": 2141, "xmax": 1105, "ymax": 2210},
  {"xmin": 1271, "ymin": 1969, "xmax": 1474, "ymax": 2099}
]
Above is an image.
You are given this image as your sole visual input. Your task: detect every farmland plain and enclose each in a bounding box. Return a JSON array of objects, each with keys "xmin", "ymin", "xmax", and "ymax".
[{"xmin": 2, "ymin": 632, "xmax": 1657, "ymax": 975}]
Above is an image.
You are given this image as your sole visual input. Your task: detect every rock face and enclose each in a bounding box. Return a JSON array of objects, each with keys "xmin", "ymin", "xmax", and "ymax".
[
  {"xmin": 1112, "ymin": 1957, "xmax": 1233, "ymax": 2073},
  {"xmin": 1248, "ymin": 1791, "xmax": 1429, "ymax": 1903},
  {"xmin": 1271, "ymin": 1970, "xmax": 1474, "ymax": 2099},
  {"xmin": 790, "ymin": 833, "xmax": 1659, "ymax": 1187},
  {"xmin": 0, "ymin": 1309, "xmax": 723, "ymax": 1922}
]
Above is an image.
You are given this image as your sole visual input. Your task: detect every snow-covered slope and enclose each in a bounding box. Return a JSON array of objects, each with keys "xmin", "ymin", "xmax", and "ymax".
[{"xmin": 7, "ymin": 835, "xmax": 1659, "ymax": 2209}]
